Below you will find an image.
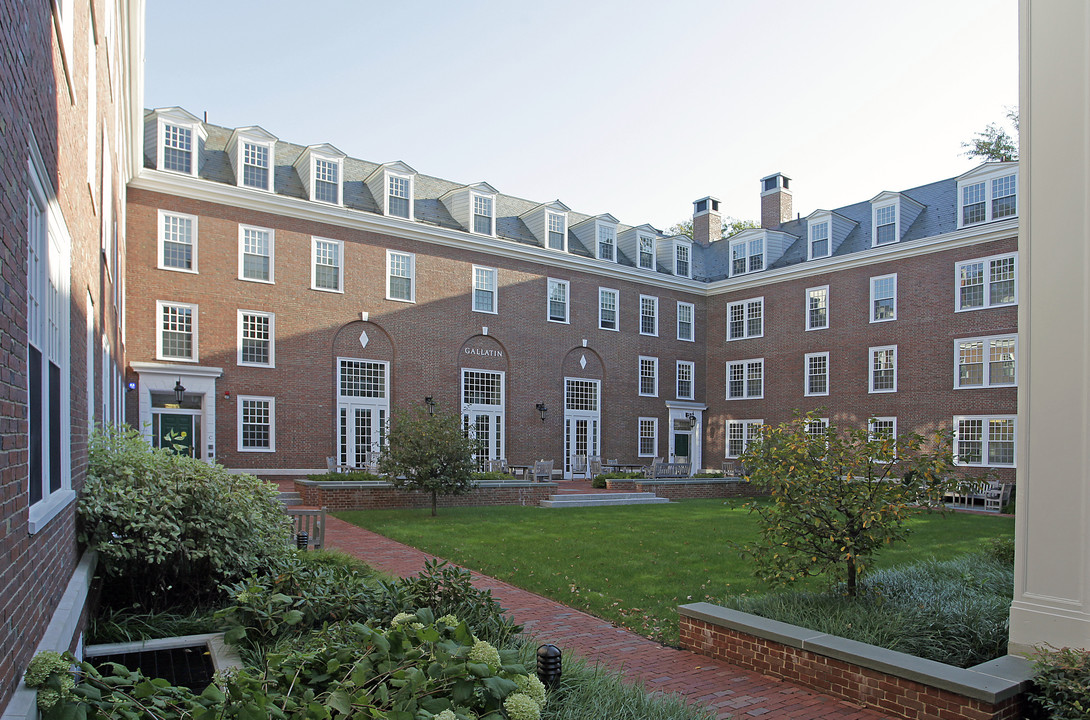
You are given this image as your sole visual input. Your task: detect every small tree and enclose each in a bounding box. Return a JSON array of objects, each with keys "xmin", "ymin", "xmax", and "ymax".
[
  {"xmin": 666, "ymin": 216, "xmax": 759, "ymax": 240},
  {"xmin": 962, "ymin": 106, "xmax": 1019, "ymax": 162},
  {"xmin": 378, "ymin": 405, "xmax": 478, "ymax": 516},
  {"xmin": 739, "ymin": 412, "xmax": 964, "ymax": 596}
]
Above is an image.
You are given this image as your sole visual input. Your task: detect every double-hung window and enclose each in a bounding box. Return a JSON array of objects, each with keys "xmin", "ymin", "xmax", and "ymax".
[
  {"xmin": 547, "ymin": 212, "xmax": 566, "ymax": 250},
  {"xmin": 547, "ymin": 279, "xmax": 569, "ymax": 323},
  {"xmin": 314, "ymin": 157, "xmax": 340, "ymax": 204},
  {"xmin": 239, "ymin": 225, "xmax": 273, "ymax": 283},
  {"xmin": 638, "ymin": 234, "xmax": 655, "ymax": 269},
  {"xmin": 599, "ymin": 288, "xmax": 618, "ymax": 330},
  {"xmin": 806, "ymin": 417, "xmax": 830, "ymax": 442},
  {"xmin": 874, "ymin": 204, "xmax": 897, "ymax": 245},
  {"xmin": 677, "ymin": 301, "xmax": 694, "ymax": 341},
  {"xmin": 639, "ymin": 295, "xmax": 658, "ymax": 336},
  {"xmin": 162, "ymin": 122, "xmax": 194, "ymax": 174},
  {"xmin": 726, "ymin": 419, "xmax": 762, "ymax": 458},
  {"xmin": 238, "ymin": 310, "xmax": 274, "ymax": 367},
  {"xmin": 388, "ymin": 174, "xmax": 412, "ymax": 219},
  {"xmin": 730, "ymin": 236, "xmax": 763, "ymax": 276},
  {"xmin": 992, "ymin": 174, "xmax": 1017, "ymax": 219},
  {"xmin": 598, "ymin": 224, "xmax": 616, "ymax": 261},
  {"xmin": 238, "ymin": 396, "xmax": 275, "ymax": 452},
  {"xmin": 387, "ymin": 250, "xmax": 415, "ymax": 302},
  {"xmin": 869, "ymin": 417, "xmax": 897, "ymax": 447},
  {"xmin": 806, "ymin": 286, "xmax": 828, "ymax": 330},
  {"xmin": 727, "ymin": 297, "xmax": 763, "ymax": 340},
  {"xmin": 473, "ymin": 266, "xmax": 497, "ymax": 313},
  {"xmin": 639, "ymin": 356, "xmax": 658, "ymax": 397},
  {"xmin": 955, "ymin": 335, "xmax": 1017, "ymax": 388},
  {"xmin": 726, "ymin": 358, "xmax": 763, "ymax": 400},
  {"xmin": 870, "ymin": 274, "xmax": 896, "ymax": 322},
  {"xmin": 805, "ymin": 352, "xmax": 829, "ymax": 396},
  {"xmin": 809, "ymin": 221, "xmax": 829, "ymax": 259},
  {"xmin": 473, "ymin": 194, "xmax": 494, "ymax": 235},
  {"xmin": 675, "ymin": 243, "xmax": 691, "ymax": 277},
  {"xmin": 869, "ymin": 345, "xmax": 897, "ymax": 393},
  {"xmin": 158, "ymin": 301, "xmax": 197, "ymax": 361},
  {"xmin": 676, "ymin": 361, "xmax": 694, "ymax": 400},
  {"xmin": 241, "ymin": 141, "xmax": 271, "ymax": 190},
  {"xmin": 960, "ymin": 173, "xmax": 1017, "ymax": 226},
  {"xmin": 312, "ymin": 238, "xmax": 343, "ymax": 292},
  {"xmin": 638, "ymin": 418, "xmax": 658, "ymax": 457},
  {"xmin": 954, "ymin": 416, "xmax": 1015, "ymax": 466},
  {"xmin": 956, "ymin": 253, "xmax": 1017, "ymax": 310},
  {"xmin": 158, "ymin": 211, "xmax": 196, "ymax": 272}
]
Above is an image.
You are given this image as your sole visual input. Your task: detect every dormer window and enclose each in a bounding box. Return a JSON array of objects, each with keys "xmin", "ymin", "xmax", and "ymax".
[
  {"xmin": 730, "ymin": 236, "xmax": 763, "ymax": 276},
  {"xmin": 473, "ymin": 194, "xmax": 494, "ymax": 235},
  {"xmin": 638, "ymin": 234, "xmax": 655, "ymax": 270},
  {"xmin": 809, "ymin": 221, "xmax": 829, "ymax": 259},
  {"xmin": 598, "ymin": 224, "xmax": 616, "ymax": 261},
  {"xmin": 153, "ymin": 109, "xmax": 206, "ymax": 177},
  {"xmin": 958, "ymin": 165, "xmax": 1018, "ymax": 228},
  {"xmin": 226, "ymin": 127, "xmax": 278, "ymax": 192},
  {"xmin": 547, "ymin": 213, "xmax": 566, "ymax": 250},
  {"xmin": 242, "ymin": 142, "xmax": 271, "ymax": 190},
  {"xmin": 314, "ymin": 158, "xmax": 339, "ymax": 204},
  {"xmin": 389, "ymin": 174, "xmax": 412, "ymax": 218},
  {"xmin": 992, "ymin": 175, "xmax": 1017, "ymax": 219},
  {"xmin": 162, "ymin": 123, "xmax": 193, "ymax": 174},
  {"xmin": 674, "ymin": 242, "xmax": 691, "ymax": 277},
  {"xmin": 874, "ymin": 204, "xmax": 896, "ymax": 245}
]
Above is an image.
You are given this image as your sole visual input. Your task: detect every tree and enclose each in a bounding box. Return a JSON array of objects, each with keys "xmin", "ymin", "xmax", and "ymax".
[
  {"xmin": 377, "ymin": 405, "xmax": 479, "ymax": 516},
  {"xmin": 738, "ymin": 412, "xmax": 965, "ymax": 596},
  {"xmin": 962, "ymin": 107, "xmax": 1019, "ymax": 162},
  {"xmin": 666, "ymin": 216, "xmax": 758, "ymax": 240}
]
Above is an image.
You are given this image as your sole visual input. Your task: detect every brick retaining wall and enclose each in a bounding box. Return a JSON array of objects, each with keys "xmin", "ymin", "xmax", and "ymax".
[{"xmin": 294, "ymin": 480, "xmax": 555, "ymax": 511}]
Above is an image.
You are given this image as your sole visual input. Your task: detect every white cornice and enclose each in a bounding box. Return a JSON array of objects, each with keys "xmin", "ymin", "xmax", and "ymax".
[{"xmin": 130, "ymin": 361, "xmax": 224, "ymax": 378}]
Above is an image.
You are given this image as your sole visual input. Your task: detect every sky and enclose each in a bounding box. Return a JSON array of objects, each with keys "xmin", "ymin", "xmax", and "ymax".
[{"xmin": 144, "ymin": 1, "xmax": 1018, "ymax": 232}]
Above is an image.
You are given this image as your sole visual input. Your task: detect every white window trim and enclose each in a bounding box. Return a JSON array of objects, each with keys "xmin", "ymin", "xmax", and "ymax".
[
  {"xmin": 546, "ymin": 211, "xmax": 567, "ymax": 252},
  {"xmin": 637, "ymin": 234, "xmax": 656, "ymax": 270},
  {"xmin": 310, "ymin": 152, "xmax": 343, "ymax": 206},
  {"xmin": 868, "ymin": 344, "xmax": 898, "ymax": 394},
  {"xmin": 728, "ymin": 235, "xmax": 765, "ymax": 277},
  {"xmin": 954, "ymin": 334, "xmax": 1018, "ymax": 389},
  {"xmin": 953, "ymin": 415, "xmax": 1017, "ymax": 467},
  {"xmin": 804, "ymin": 351, "xmax": 829, "ymax": 397},
  {"xmin": 677, "ymin": 301, "xmax": 695, "ymax": 342},
  {"xmin": 725, "ymin": 419, "xmax": 763, "ymax": 458},
  {"xmin": 157, "ymin": 117, "xmax": 199, "ymax": 177},
  {"xmin": 156, "ymin": 209, "xmax": 198, "ymax": 274},
  {"xmin": 237, "ymin": 309, "xmax": 276, "ymax": 368},
  {"xmin": 238, "ymin": 137, "xmax": 275, "ymax": 192},
  {"xmin": 726, "ymin": 358, "xmax": 764, "ymax": 400},
  {"xmin": 238, "ymin": 224, "xmax": 275, "ymax": 284},
  {"xmin": 596, "ymin": 221, "xmax": 617, "ymax": 262},
  {"xmin": 638, "ymin": 356, "xmax": 659, "ymax": 397},
  {"xmin": 598, "ymin": 287, "xmax": 619, "ymax": 331},
  {"xmin": 954, "ymin": 252, "xmax": 1019, "ymax": 312},
  {"xmin": 957, "ymin": 169, "xmax": 1018, "ymax": 229},
  {"xmin": 237, "ymin": 395, "xmax": 276, "ymax": 453},
  {"xmin": 639, "ymin": 294, "xmax": 659, "ymax": 336},
  {"xmin": 156, "ymin": 300, "xmax": 198, "ymax": 362},
  {"xmin": 637, "ymin": 417, "xmax": 658, "ymax": 458},
  {"xmin": 806, "ymin": 285, "xmax": 829, "ymax": 331},
  {"xmin": 387, "ymin": 171, "xmax": 415, "ymax": 221},
  {"xmin": 676, "ymin": 360, "xmax": 695, "ymax": 400},
  {"xmin": 472, "ymin": 265, "xmax": 497, "ymax": 314},
  {"xmin": 868, "ymin": 417, "xmax": 898, "ymax": 447},
  {"xmin": 870, "ymin": 273, "xmax": 897, "ymax": 323},
  {"xmin": 311, "ymin": 237, "xmax": 345, "ymax": 293},
  {"xmin": 386, "ymin": 249, "xmax": 416, "ymax": 303},
  {"xmin": 726, "ymin": 297, "xmax": 764, "ymax": 341},
  {"xmin": 674, "ymin": 240, "xmax": 692, "ymax": 278},
  {"xmin": 808, "ymin": 218, "xmax": 831, "ymax": 260},
  {"xmin": 470, "ymin": 191, "xmax": 496, "ymax": 237},
  {"xmin": 871, "ymin": 201, "xmax": 899, "ymax": 247},
  {"xmin": 547, "ymin": 278, "xmax": 569, "ymax": 324}
]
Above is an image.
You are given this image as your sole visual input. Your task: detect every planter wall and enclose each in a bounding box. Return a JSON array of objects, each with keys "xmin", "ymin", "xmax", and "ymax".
[
  {"xmin": 605, "ymin": 478, "xmax": 768, "ymax": 499},
  {"xmin": 294, "ymin": 480, "xmax": 555, "ymax": 511}
]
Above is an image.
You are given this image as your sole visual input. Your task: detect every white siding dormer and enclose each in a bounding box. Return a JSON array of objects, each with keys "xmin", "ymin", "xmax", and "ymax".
[
  {"xmin": 571, "ymin": 214, "xmax": 619, "ymax": 263},
  {"xmin": 226, "ymin": 126, "xmax": 278, "ymax": 192},
  {"xmin": 805, "ymin": 210, "xmax": 856, "ymax": 260},
  {"xmin": 150, "ymin": 108, "xmax": 206, "ymax": 177},
  {"xmin": 619, "ymin": 224, "xmax": 659, "ymax": 270},
  {"xmin": 957, "ymin": 162, "xmax": 1019, "ymax": 229},
  {"xmin": 869, "ymin": 191, "xmax": 924, "ymax": 247},
  {"xmin": 657, "ymin": 237, "xmax": 693, "ymax": 277},
  {"xmin": 293, "ymin": 143, "xmax": 347, "ymax": 206},
  {"xmin": 520, "ymin": 200, "xmax": 570, "ymax": 250},
  {"xmin": 440, "ymin": 182, "xmax": 499, "ymax": 237},
  {"xmin": 727, "ymin": 228, "xmax": 795, "ymax": 277},
  {"xmin": 365, "ymin": 161, "xmax": 417, "ymax": 221}
]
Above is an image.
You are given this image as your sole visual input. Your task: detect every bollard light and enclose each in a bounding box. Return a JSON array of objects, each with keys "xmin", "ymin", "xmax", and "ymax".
[
  {"xmin": 536, "ymin": 644, "xmax": 562, "ymax": 688},
  {"xmin": 296, "ymin": 531, "xmax": 309, "ymax": 550}
]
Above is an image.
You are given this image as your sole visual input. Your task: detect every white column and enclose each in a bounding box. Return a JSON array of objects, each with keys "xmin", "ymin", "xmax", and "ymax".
[{"xmin": 1009, "ymin": 0, "xmax": 1090, "ymax": 654}]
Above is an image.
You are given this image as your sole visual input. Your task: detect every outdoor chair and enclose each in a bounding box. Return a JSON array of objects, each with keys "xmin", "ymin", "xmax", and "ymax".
[
  {"xmin": 531, "ymin": 459, "xmax": 554, "ymax": 483},
  {"xmin": 588, "ymin": 456, "xmax": 603, "ymax": 478},
  {"xmin": 571, "ymin": 454, "xmax": 588, "ymax": 479},
  {"xmin": 488, "ymin": 458, "xmax": 510, "ymax": 475},
  {"xmin": 983, "ymin": 480, "xmax": 1013, "ymax": 512},
  {"xmin": 722, "ymin": 460, "xmax": 737, "ymax": 477}
]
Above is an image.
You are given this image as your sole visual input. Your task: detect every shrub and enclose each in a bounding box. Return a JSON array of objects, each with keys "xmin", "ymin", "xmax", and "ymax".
[
  {"xmin": 982, "ymin": 536, "xmax": 1015, "ymax": 564},
  {"xmin": 89, "ymin": 606, "xmax": 220, "ymax": 644},
  {"xmin": 79, "ymin": 426, "xmax": 292, "ymax": 610},
  {"xmin": 692, "ymin": 471, "xmax": 724, "ymax": 478},
  {"xmin": 306, "ymin": 470, "xmax": 385, "ymax": 482},
  {"xmin": 1027, "ymin": 646, "xmax": 1090, "ymax": 720},
  {"xmin": 543, "ymin": 656, "xmax": 714, "ymax": 720},
  {"xmin": 591, "ymin": 471, "xmax": 643, "ymax": 488},
  {"xmin": 473, "ymin": 471, "xmax": 514, "ymax": 481}
]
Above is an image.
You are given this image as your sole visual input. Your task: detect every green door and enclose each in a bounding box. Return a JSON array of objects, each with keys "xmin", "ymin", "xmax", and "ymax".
[
  {"xmin": 158, "ymin": 413, "xmax": 194, "ymax": 456},
  {"xmin": 673, "ymin": 432, "xmax": 690, "ymax": 460}
]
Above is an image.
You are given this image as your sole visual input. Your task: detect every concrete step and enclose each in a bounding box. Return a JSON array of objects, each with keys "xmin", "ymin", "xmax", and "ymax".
[
  {"xmin": 540, "ymin": 492, "xmax": 669, "ymax": 508},
  {"xmin": 278, "ymin": 491, "xmax": 302, "ymax": 507}
]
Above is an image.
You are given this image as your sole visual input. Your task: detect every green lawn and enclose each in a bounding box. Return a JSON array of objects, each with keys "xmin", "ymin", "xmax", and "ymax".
[{"xmin": 336, "ymin": 499, "xmax": 1013, "ymax": 646}]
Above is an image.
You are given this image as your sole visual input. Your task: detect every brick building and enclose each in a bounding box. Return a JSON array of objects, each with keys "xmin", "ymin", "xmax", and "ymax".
[
  {"xmin": 0, "ymin": 0, "xmax": 143, "ymax": 715},
  {"xmin": 126, "ymin": 110, "xmax": 1018, "ymax": 483}
]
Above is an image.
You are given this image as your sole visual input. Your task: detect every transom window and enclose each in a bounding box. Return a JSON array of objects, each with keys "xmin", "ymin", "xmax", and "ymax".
[
  {"xmin": 638, "ymin": 235, "xmax": 655, "ymax": 269},
  {"xmin": 239, "ymin": 396, "xmax": 274, "ymax": 452},
  {"xmin": 473, "ymin": 195, "xmax": 494, "ymax": 235},
  {"xmin": 387, "ymin": 250, "xmax": 415, "ymax": 302},
  {"xmin": 314, "ymin": 158, "xmax": 339, "ymax": 204},
  {"xmin": 805, "ymin": 352, "xmax": 829, "ymax": 396},
  {"xmin": 639, "ymin": 357, "xmax": 658, "ymax": 397},
  {"xmin": 473, "ymin": 266, "xmax": 496, "ymax": 313},
  {"xmin": 726, "ymin": 419, "xmax": 762, "ymax": 458},
  {"xmin": 598, "ymin": 224, "xmax": 616, "ymax": 261},
  {"xmin": 677, "ymin": 361, "xmax": 694, "ymax": 400},
  {"xmin": 638, "ymin": 418, "xmax": 658, "ymax": 457},
  {"xmin": 340, "ymin": 360, "xmax": 387, "ymax": 398},
  {"xmin": 639, "ymin": 295, "xmax": 658, "ymax": 336},
  {"xmin": 727, "ymin": 297, "xmax": 763, "ymax": 340},
  {"xmin": 158, "ymin": 211, "xmax": 196, "ymax": 272},
  {"xmin": 870, "ymin": 274, "xmax": 897, "ymax": 322},
  {"xmin": 726, "ymin": 358, "xmax": 763, "ymax": 400},
  {"xmin": 809, "ymin": 221, "xmax": 829, "ymax": 259},
  {"xmin": 730, "ymin": 236, "xmax": 763, "ymax": 276},
  {"xmin": 242, "ymin": 142, "xmax": 270, "ymax": 190},
  {"xmin": 874, "ymin": 204, "xmax": 897, "ymax": 245},
  {"xmin": 956, "ymin": 335, "xmax": 1017, "ymax": 388},
  {"xmin": 956, "ymin": 253, "xmax": 1017, "ymax": 311},
  {"xmin": 599, "ymin": 288, "xmax": 618, "ymax": 330},
  {"xmin": 463, "ymin": 370, "xmax": 503, "ymax": 406},
  {"xmin": 238, "ymin": 311, "xmax": 274, "ymax": 367},
  {"xmin": 389, "ymin": 175, "xmax": 411, "ymax": 218},
  {"xmin": 162, "ymin": 123, "xmax": 193, "ymax": 174},
  {"xmin": 312, "ymin": 238, "xmax": 342, "ymax": 292},
  {"xmin": 869, "ymin": 345, "xmax": 897, "ymax": 393},
  {"xmin": 240, "ymin": 226, "xmax": 273, "ymax": 283},
  {"xmin": 806, "ymin": 286, "xmax": 828, "ymax": 330},
  {"xmin": 677, "ymin": 301, "xmax": 694, "ymax": 342},
  {"xmin": 158, "ymin": 301, "xmax": 196, "ymax": 361},
  {"xmin": 675, "ymin": 243, "xmax": 691, "ymax": 277},
  {"xmin": 547, "ymin": 278, "xmax": 569, "ymax": 323},
  {"xmin": 955, "ymin": 416, "xmax": 1015, "ymax": 466},
  {"xmin": 547, "ymin": 213, "xmax": 566, "ymax": 250},
  {"xmin": 565, "ymin": 379, "xmax": 599, "ymax": 412}
]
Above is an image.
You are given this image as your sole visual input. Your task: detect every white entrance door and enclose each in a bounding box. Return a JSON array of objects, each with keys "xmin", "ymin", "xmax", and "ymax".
[
  {"xmin": 462, "ymin": 369, "xmax": 505, "ymax": 472},
  {"xmin": 338, "ymin": 403, "xmax": 386, "ymax": 468},
  {"xmin": 564, "ymin": 378, "xmax": 601, "ymax": 478}
]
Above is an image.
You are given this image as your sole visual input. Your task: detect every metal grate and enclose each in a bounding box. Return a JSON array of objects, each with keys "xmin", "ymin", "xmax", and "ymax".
[{"xmin": 92, "ymin": 646, "xmax": 215, "ymax": 691}]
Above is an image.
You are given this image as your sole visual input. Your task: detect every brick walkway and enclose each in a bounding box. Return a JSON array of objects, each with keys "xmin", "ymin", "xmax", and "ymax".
[{"xmin": 323, "ymin": 514, "xmax": 893, "ymax": 720}]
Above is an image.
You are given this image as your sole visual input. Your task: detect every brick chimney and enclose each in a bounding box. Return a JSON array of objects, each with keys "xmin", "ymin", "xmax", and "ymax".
[
  {"xmin": 760, "ymin": 173, "xmax": 792, "ymax": 229},
  {"xmin": 691, "ymin": 196, "xmax": 722, "ymax": 247}
]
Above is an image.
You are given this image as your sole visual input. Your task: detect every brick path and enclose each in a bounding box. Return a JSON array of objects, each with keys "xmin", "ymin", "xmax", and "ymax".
[{"xmin": 322, "ymin": 513, "xmax": 893, "ymax": 720}]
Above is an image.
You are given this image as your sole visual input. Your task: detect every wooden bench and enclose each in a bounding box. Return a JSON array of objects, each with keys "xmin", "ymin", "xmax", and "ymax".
[
  {"xmin": 286, "ymin": 506, "xmax": 326, "ymax": 549},
  {"xmin": 648, "ymin": 461, "xmax": 692, "ymax": 479},
  {"xmin": 326, "ymin": 455, "xmax": 378, "ymax": 474}
]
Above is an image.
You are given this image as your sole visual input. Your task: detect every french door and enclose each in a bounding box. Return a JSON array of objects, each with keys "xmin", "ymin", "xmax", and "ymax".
[
  {"xmin": 462, "ymin": 369, "xmax": 505, "ymax": 471},
  {"xmin": 563, "ymin": 378, "xmax": 600, "ymax": 478}
]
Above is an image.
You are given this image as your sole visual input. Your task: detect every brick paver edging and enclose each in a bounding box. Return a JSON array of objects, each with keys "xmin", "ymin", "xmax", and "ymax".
[{"xmin": 322, "ymin": 515, "xmax": 894, "ymax": 720}]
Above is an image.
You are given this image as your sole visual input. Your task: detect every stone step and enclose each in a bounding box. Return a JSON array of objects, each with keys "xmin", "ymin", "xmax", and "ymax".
[
  {"xmin": 278, "ymin": 491, "xmax": 302, "ymax": 507},
  {"xmin": 540, "ymin": 492, "xmax": 669, "ymax": 508}
]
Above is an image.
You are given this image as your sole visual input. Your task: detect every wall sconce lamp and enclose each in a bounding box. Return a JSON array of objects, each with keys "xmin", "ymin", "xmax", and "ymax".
[
  {"xmin": 424, "ymin": 396, "xmax": 436, "ymax": 416},
  {"xmin": 224, "ymin": 390, "xmax": 231, "ymax": 400},
  {"xmin": 535, "ymin": 403, "xmax": 548, "ymax": 422},
  {"xmin": 174, "ymin": 379, "xmax": 186, "ymax": 404},
  {"xmin": 685, "ymin": 412, "xmax": 697, "ymax": 429}
]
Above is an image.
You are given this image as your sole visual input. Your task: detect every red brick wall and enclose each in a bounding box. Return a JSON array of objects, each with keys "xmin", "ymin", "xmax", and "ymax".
[{"xmin": 293, "ymin": 481, "xmax": 554, "ymax": 511}]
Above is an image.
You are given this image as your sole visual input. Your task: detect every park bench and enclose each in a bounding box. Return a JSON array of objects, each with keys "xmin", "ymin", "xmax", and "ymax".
[
  {"xmin": 647, "ymin": 461, "xmax": 692, "ymax": 479},
  {"xmin": 286, "ymin": 506, "xmax": 326, "ymax": 549}
]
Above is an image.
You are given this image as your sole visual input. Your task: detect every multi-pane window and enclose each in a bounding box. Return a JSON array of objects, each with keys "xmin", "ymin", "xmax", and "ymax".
[
  {"xmin": 639, "ymin": 356, "xmax": 658, "ymax": 397},
  {"xmin": 387, "ymin": 250, "xmax": 415, "ymax": 302},
  {"xmin": 599, "ymin": 288, "xmax": 618, "ymax": 330},
  {"xmin": 727, "ymin": 297, "xmax": 763, "ymax": 340},
  {"xmin": 240, "ymin": 226, "xmax": 273, "ymax": 282},
  {"xmin": 675, "ymin": 243, "xmax": 691, "ymax": 277},
  {"xmin": 638, "ymin": 417, "xmax": 658, "ymax": 457},
  {"xmin": 961, "ymin": 174, "xmax": 1018, "ymax": 226},
  {"xmin": 158, "ymin": 301, "xmax": 196, "ymax": 361},
  {"xmin": 809, "ymin": 221, "xmax": 829, "ymax": 259},
  {"xmin": 547, "ymin": 212, "xmax": 566, "ymax": 250},
  {"xmin": 242, "ymin": 141, "xmax": 270, "ymax": 190},
  {"xmin": 955, "ymin": 416, "xmax": 1015, "ymax": 466},
  {"xmin": 677, "ymin": 301, "xmax": 694, "ymax": 341},
  {"xmin": 639, "ymin": 295, "xmax": 658, "ymax": 336},
  {"xmin": 992, "ymin": 174, "xmax": 1017, "ymax": 218},
  {"xmin": 473, "ymin": 266, "xmax": 497, "ymax": 313},
  {"xmin": 955, "ymin": 335, "xmax": 1017, "ymax": 388},
  {"xmin": 314, "ymin": 158, "xmax": 339, "ymax": 204},
  {"xmin": 869, "ymin": 417, "xmax": 897, "ymax": 443},
  {"xmin": 638, "ymin": 235, "xmax": 655, "ymax": 269},
  {"xmin": 962, "ymin": 181, "xmax": 986, "ymax": 225},
  {"xmin": 238, "ymin": 311, "xmax": 274, "ymax": 367},
  {"xmin": 805, "ymin": 352, "xmax": 829, "ymax": 396},
  {"xmin": 726, "ymin": 359, "xmax": 763, "ymax": 400},
  {"xmin": 869, "ymin": 345, "xmax": 897, "ymax": 393},
  {"xmin": 547, "ymin": 279, "xmax": 569, "ymax": 323},
  {"xmin": 565, "ymin": 379, "xmax": 599, "ymax": 411},
  {"xmin": 340, "ymin": 360, "xmax": 387, "ymax": 398},
  {"xmin": 806, "ymin": 417, "xmax": 830, "ymax": 442},
  {"xmin": 726, "ymin": 419, "xmax": 762, "ymax": 458},
  {"xmin": 806, "ymin": 286, "xmax": 828, "ymax": 330},
  {"xmin": 598, "ymin": 224, "xmax": 616, "ymax": 261},
  {"xmin": 312, "ymin": 238, "xmax": 342, "ymax": 292},
  {"xmin": 874, "ymin": 204, "xmax": 897, "ymax": 245},
  {"xmin": 158, "ymin": 211, "xmax": 195, "ymax": 271},
  {"xmin": 473, "ymin": 194, "xmax": 494, "ymax": 235},
  {"xmin": 239, "ymin": 396, "xmax": 274, "ymax": 451},
  {"xmin": 870, "ymin": 274, "xmax": 896, "ymax": 322},
  {"xmin": 676, "ymin": 361, "xmax": 694, "ymax": 400},
  {"xmin": 463, "ymin": 370, "xmax": 503, "ymax": 406},
  {"xmin": 956, "ymin": 253, "xmax": 1017, "ymax": 310},
  {"xmin": 388, "ymin": 175, "xmax": 411, "ymax": 218},
  {"xmin": 162, "ymin": 123, "xmax": 193, "ymax": 174},
  {"xmin": 730, "ymin": 236, "xmax": 763, "ymax": 276}
]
